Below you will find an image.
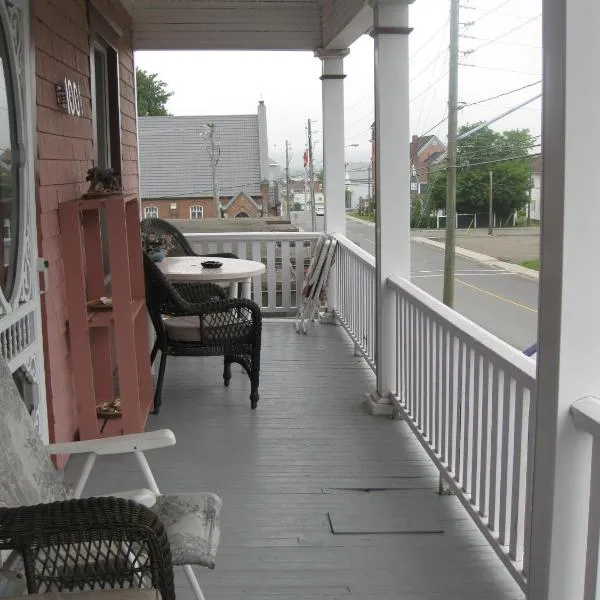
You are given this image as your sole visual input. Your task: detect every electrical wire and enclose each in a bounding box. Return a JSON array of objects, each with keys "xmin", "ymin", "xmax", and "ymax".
[
  {"xmin": 461, "ymin": 81, "xmax": 541, "ymax": 108},
  {"xmin": 465, "ymin": 14, "xmax": 541, "ymax": 55}
]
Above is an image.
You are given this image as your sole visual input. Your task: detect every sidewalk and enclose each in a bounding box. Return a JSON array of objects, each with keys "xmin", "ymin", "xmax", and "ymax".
[
  {"xmin": 414, "ymin": 235, "xmax": 540, "ymax": 281},
  {"xmin": 429, "ymin": 232, "xmax": 540, "ymax": 264}
]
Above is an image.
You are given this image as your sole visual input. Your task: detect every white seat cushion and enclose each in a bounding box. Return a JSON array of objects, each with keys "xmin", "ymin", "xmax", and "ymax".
[{"xmin": 153, "ymin": 492, "xmax": 222, "ymax": 568}]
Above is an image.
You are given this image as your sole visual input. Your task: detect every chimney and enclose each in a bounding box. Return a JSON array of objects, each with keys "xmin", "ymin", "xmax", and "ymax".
[{"xmin": 257, "ymin": 100, "xmax": 269, "ymax": 184}]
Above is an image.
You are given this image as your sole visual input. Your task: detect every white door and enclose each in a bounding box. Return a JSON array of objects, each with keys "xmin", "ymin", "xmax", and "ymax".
[{"xmin": 0, "ymin": 0, "xmax": 48, "ymax": 442}]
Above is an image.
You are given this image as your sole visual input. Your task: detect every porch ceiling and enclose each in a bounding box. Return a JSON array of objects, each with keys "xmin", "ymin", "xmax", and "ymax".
[{"xmin": 128, "ymin": 0, "xmax": 370, "ymax": 52}]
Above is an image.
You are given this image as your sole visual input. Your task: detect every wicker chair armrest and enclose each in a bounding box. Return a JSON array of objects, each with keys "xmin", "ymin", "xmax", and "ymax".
[
  {"xmin": 0, "ymin": 497, "xmax": 175, "ymax": 600},
  {"xmin": 165, "ymin": 297, "xmax": 261, "ymax": 323},
  {"xmin": 172, "ymin": 281, "xmax": 228, "ymax": 303}
]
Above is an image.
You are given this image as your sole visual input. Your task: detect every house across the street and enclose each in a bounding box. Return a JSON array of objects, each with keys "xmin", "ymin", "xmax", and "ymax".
[{"xmin": 139, "ymin": 101, "xmax": 272, "ymax": 219}]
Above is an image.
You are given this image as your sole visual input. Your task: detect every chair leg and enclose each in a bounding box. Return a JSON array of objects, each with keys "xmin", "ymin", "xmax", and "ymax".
[
  {"xmin": 223, "ymin": 358, "xmax": 232, "ymax": 387},
  {"xmin": 150, "ymin": 340, "xmax": 160, "ymax": 365},
  {"xmin": 153, "ymin": 351, "xmax": 168, "ymax": 414},
  {"xmin": 183, "ymin": 565, "xmax": 207, "ymax": 600}
]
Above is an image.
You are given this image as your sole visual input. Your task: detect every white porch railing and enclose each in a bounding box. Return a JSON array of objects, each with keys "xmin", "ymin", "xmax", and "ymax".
[
  {"xmin": 331, "ymin": 234, "xmax": 537, "ymax": 592},
  {"xmin": 570, "ymin": 396, "xmax": 600, "ymax": 600},
  {"xmin": 185, "ymin": 232, "xmax": 323, "ymax": 314},
  {"xmin": 388, "ymin": 274, "xmax": 536, "ymax": 591},
  {"xmin": 334, "ymin": 235, "xmax": 377, "ymax": 371}
]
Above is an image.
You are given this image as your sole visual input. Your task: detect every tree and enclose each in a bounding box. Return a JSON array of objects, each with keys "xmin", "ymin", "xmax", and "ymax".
[
  {"xmin": 429, "ymin": 124, "xmax": 535, "ymax": 219},
  {"xmin": 136, "ymin": 68, "xmax": 173, "ymax": 116}
]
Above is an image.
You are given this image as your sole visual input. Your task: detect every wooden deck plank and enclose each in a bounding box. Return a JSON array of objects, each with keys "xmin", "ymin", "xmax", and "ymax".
[{"xmin": 66, "ymin": 321, "xmax": 524, "ymax": 600}]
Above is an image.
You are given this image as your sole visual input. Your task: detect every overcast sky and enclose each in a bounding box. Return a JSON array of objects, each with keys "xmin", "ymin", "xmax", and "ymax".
[{"xmin": 135, "ymin": 0, "xmax": 542, "ymax": 172}]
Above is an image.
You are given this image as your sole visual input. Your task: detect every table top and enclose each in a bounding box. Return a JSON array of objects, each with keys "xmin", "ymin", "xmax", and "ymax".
[{"xmin": 158, "ymin": 256, "xmax": 266, "ymax": 282}]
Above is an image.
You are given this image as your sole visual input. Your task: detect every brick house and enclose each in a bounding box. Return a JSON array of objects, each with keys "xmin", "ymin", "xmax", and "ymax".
[
  {"xmin": 138, "ymin": 104, "xmax": 271, "ymax": 220},
  {"xmin": 369, "ymin": 127, "xmax": 446, "ymax": 198},
  {"xmin": 409, "ymin": 134, "xmax": 446, "ymax": 196}
]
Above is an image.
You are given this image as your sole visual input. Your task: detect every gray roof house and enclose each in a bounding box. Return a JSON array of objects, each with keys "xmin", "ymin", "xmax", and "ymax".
[{"xmin": 138, "ymin": 101, "xmax": 270, "ymax": 212}]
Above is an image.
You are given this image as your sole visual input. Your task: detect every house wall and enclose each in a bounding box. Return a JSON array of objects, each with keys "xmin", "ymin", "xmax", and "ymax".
[
  {"xmin": 142, "ymin": 195, "xmax": 264, "ymax": 220},
  {"xmin": 34, "ymin": 0, "xmax": 137, "ymax": 454}
]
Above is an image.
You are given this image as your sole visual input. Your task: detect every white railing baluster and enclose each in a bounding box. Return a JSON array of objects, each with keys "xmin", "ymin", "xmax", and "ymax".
[
  {"xmin": 523, "ymin": 386, "xmax": 535, "ymax": 579},
  {"xmin": 266, "ymin": 242, "xmax": 276, "ymax": 310},
  {"xmin": 462, "ymin": 347, "xmax": 472, "ymax": 493},
  {"xmin": 470, "ymin": 352, "xmax": 481, "ymax": 506},
  {"xmin": 479, "ymin": 357, "xmax": 490, "ymax": 518},
  {"xmin": 281, "ymin": 242, "xmax": 291, "ymax": 311},
  {"xmin": 251, "ymin": 241, "xmax": 262, "ymax": 305},
  {"xmin": 499, "ymin": 373, "xmax": 512, "ymax": 546},
  {"xmin": 440, "ymin": 327, "xmax": 448, "ymax": 464},
  {"xmin": 509, "ymin": 381, "xmax": 524, "ymax": 561}
]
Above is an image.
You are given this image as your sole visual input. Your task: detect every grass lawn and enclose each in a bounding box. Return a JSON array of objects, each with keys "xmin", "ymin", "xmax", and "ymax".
[{"xmin": 520, "ymin": 259, "xmax": 540, "ymax": 271}]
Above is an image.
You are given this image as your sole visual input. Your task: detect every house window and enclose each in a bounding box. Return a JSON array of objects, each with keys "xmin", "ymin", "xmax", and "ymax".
[
  {"xmin": 91, "ymin": 34, "xmax": 121, "ymax": 280},
  {"xmin": 144, "ymin": 206, "xmax": 159, "ymax": 218},
  {"xmin": 419, "ymin": 183, "xmax": 428, "ymax": 195},
  {"xmin": 190, "ymin": 205, "xmax": 203, "ymax": 219}
]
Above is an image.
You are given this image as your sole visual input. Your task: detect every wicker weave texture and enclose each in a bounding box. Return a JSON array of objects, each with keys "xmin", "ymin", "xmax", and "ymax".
[{"xmin": 0, "ymin": 497, "xmax": 175, "ymax": 600}]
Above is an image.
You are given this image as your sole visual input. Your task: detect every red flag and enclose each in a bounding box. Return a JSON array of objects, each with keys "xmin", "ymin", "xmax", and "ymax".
[{"xmin": 303, "ymin": 150, "xmax": 309, "ymax": 168}]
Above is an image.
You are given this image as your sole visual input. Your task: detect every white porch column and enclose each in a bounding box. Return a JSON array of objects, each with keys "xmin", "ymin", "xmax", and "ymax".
[
  {"xmin": 528, "ymin": 1, "xmax": 600, "ymax": 599},
  {"xmin": 367, "ymin": 0, "xmax": 411, "ymax": 415},
  {"xmin": 316, "ymin": 49, "xmax": 349, "ymax": 237}
]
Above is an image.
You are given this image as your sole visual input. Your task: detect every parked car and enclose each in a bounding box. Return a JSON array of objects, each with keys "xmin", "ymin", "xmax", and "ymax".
[{"xmin": 315, "ymin": 205, "xmax": 325, "ymax": 216}]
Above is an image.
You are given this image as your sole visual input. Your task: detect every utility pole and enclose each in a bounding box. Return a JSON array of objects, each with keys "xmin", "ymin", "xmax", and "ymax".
[
  {"xmin": 488, "ymin": 171, "xmax": 494, "ymax": 236},
  {"xmin": 203, "ymin": 123, "xmax": 221, "ymax": 218},
  {"xmin": 439, "ymin": 0, "xmax": 460, "ymax": 498},
  {"xmin": 307, "ymin": 119, "xmax": 316, "ymax": 232},
  {"xmin": 442, "ymin": 0, "xmax": 460, "ymax": 308},
  {"xmin": 285, "ymin": 140, "xmax": 292, "ymax": 218}
]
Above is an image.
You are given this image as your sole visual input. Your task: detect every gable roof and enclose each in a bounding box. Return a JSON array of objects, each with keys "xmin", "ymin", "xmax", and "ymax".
[{"xmin": 139, "ymin": 114, "xmax": 264, "ymax": 199}]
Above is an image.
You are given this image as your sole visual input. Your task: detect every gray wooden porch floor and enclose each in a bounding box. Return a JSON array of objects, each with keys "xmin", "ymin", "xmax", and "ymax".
[{"xmin": 67, "ymin": 320, "xmax": 524, "ymax": 600}]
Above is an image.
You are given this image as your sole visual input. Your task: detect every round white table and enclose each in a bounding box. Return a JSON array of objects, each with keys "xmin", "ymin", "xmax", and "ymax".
[{"xmin": 157, "ymin": 256, "xmax": 266, "ymax": 299}]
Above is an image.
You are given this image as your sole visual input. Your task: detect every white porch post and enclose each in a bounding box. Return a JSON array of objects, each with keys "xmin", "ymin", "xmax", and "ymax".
[
  {"xmin": 368, "ymin": 0, "xmax": 411, "ymax": 414},
  {"xmin": 528, "ymin": 0, "xmax": 600, "ymax": 598},
  {"xmin": 316, "ymin": 49, "xmax": 348, "ymax": 237}
]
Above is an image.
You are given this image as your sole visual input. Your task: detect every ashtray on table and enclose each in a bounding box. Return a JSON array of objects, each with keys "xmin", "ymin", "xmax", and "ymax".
[{"xmin": 201, "ymin": 260, "xmax": 223, "ymax": 269}]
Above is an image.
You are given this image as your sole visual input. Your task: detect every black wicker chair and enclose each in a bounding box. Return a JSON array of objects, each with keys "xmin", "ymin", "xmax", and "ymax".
[
  {"xmin": 141, "ymin": 217, "xmax": 239, "ymax": 259},
  {"xmin": 144, "ymin": 253, "xmax": 262, "ymax": 412},
  {"xmin": 0, "ymin": 496, "xmax": 175, "ymax": 600}
]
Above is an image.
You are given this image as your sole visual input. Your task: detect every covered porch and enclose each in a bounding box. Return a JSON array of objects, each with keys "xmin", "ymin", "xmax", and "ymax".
[
  {"xmin": 26, "ymin": 0, "xmax": 600, "ymax": 599},
  {"xmin": 69, "ymin": 320, "xmax": 524, "ymax": 600}
]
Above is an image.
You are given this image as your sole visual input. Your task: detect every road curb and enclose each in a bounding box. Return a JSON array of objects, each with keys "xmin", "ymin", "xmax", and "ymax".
[
  {"xmin": 412, "ymin": 237, "xmax": 539, "ymax": 282},
  {"xmin": 346, "ymin": 215, "xmax": 375, "ymax": 227}
]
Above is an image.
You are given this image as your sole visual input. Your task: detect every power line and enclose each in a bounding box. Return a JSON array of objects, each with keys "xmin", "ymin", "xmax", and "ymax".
[
  {"xmin": 410, "ymin": 18, "xmax": 449, "ymax": 60},
  {"xmin": 461, "ymin": 80, "xmax": 541, "ymax": 108},
  {"xmin": 461, "ymin": 34, "xmax": 540, "ymax": 50},
  {"xmin": 464, "ymin": 13, "xmax": 541, "ymax": 55},
  {"xmin": 464, "ymin": 0, "xmax": 514, "ymax": 26},
  {"xmin": 460, "ymin": 64, "xmax": 541, "ymax": 76},
  {"xmin": 410, "ymin": 69, "xmax": 449, "ymax": 104},
  {"xmin": 421, "ymin": 109, "xmax": 449, "ymax": 136}
]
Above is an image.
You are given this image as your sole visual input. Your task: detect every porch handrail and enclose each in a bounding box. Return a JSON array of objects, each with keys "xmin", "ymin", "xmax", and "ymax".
[
  {"xmin": 183, "ymin": 231, "xmax": 324, "ymax": 314},
  {"xmin": 387, "ymin": 273, "xmax": 536, "ymax": 591},
  {"xmin": 332, "ymin": 234, "xmax": 376, "ymax": 370},
  {"xmin": 570, "ymin": 395, "xmax": 600, "ymax": 600},
  {"xmin": 387, "ymin": 275, "xmax": 536, "ymax": 382}
]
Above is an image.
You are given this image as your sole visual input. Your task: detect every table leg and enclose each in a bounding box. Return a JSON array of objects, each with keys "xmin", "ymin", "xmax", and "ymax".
[
  {"xmin": 241, "ymin": 279, "xmax": 252, "ymax": 299},
  {"xmin": 229, "ymin": 282, "xmax": 238, "ymax": 298}
]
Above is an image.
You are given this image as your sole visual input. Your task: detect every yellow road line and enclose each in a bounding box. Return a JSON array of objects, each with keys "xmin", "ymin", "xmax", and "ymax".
[{"xmin": 456, "ymin": 278, "xmax": 538, "ymax": 313}]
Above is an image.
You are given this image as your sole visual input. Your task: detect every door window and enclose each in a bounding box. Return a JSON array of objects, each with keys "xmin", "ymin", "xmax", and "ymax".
[{"xmin": 0, "ymin": 22, "xmax": 19, "ymax": 300}]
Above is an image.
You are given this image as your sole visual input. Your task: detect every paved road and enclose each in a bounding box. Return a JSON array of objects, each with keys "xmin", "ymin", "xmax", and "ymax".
[{"xmin": 292, "ymin": 212, "xmax": 538, "ymax": 351}]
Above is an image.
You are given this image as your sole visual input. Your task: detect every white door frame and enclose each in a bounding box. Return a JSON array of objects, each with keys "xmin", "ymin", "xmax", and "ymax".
[{"xmin": 0, "ymin": 0, "xmax": 48, "ymax": 442}]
